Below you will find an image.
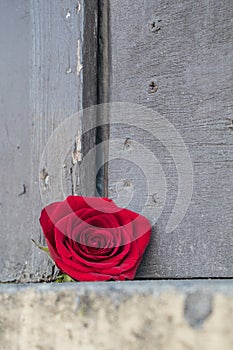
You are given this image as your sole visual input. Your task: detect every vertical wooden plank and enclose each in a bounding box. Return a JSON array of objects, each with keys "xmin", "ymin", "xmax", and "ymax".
[
  {"xmin": 0, "ymin": 0, "xmax": 31, "ymax": 281},
  {"xmin": 30, "ymin": 0, "xmax": 85, "ymax": 281},
  {"xmin": 96, "ymin": 0, "xmax": 110, "ymax": 196},
  {"xmin": 107, "ymin": 0, "xmax": 233, "ymax": 277},
  {"xmin": 0, "ymin": 0, "xmax": 97, "ymax": 282}
]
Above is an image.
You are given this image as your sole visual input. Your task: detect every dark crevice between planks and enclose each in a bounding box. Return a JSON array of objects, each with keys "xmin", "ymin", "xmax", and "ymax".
[{"xmin": 96, "ymin": 0, "xmax": 110, "ymax": 197}]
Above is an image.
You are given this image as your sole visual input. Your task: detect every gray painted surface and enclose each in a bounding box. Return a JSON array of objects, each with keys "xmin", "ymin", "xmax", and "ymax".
[
  {"xmin": 0, "ymin": 0, "xmax": 97, "ymax": 282},
  {"xmin": 107, "ymin": 0, "xmax": 233, "ymax": 277}
]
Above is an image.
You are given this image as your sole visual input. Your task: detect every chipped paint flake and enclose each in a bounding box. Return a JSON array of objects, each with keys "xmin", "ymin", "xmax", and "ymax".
[
  {"xmin": 66, "ymin": 9, "xmax": 71, "ymax": 19},
  {"xmin": 76, "ymin": 2, "xmax": 81, "ymax": 14},
  {"xmin": 72, "ymin": 132, "xmax": 82, "ymax": 164},
  {"xmin": 66, "ymin": 67, "xmax": 72, "ymax": 74},
  {"xmin": 76, "ymin": 39, "xmax": 83, "ymax": 75}
]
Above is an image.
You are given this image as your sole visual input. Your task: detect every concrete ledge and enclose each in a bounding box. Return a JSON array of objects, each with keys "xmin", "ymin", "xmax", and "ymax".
[{"xmin": 1, "ymin": 280, "xmax": 233, "ymax": 349}]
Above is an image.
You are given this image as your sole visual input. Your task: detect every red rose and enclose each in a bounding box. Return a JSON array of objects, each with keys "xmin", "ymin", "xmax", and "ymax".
[{"xmin": 39, "ymin": 196, "xmax": 151, "ymax": 281}]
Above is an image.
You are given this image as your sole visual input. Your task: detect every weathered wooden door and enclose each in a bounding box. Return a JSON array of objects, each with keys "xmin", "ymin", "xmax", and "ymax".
[{"xmin": 0, "ymin": 0, "xmax": 233, "ymax": 282}]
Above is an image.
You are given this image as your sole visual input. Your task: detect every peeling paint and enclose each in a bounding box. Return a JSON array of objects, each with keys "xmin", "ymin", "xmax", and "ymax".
[
  {"xmin": 76, "ymin": 2, "xmax": 81, "ymax": 14},
  {"xmin": 76, "ymin": 39, "xmax": 83, "ymax": 75},
  {"xmin": 40, "ymin": 168, "xmax": 49, "ymax": 190},
  {"xmin": 66, "ymin": 9, "xmax": 71, "ymax": 19},
  {"xmin": 72, "ymin": 132, "xmax": 82, "ymax": 164},
  {"xmin": 66, "ymin": 67, "xmax": 72, "ymax": 74}
]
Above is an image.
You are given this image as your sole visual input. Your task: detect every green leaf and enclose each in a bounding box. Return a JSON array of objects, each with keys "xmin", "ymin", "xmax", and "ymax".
[
  {"xmin": 31, "ymin": 239, "xmax": 54, "ymax": 263},
  {"xmin": 31, "ymin": 239, "xmax": 50, "ymax": 253},
  {"xmin": 54, "ymin": 274, "xmax": 75, "ymax": 283},
  {"xmin": 31, "ymin": 239, "xmax": 75, "ymax": 282}
]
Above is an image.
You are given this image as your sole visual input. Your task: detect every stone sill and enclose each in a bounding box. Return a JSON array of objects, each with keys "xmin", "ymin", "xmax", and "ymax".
[{"xmin": 1, "ymin": 280, "xmax": 233, "ymax": 350}]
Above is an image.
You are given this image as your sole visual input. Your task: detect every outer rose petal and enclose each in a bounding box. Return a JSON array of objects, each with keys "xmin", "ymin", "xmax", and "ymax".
[
  {"xmin": 40, "ymin": 196, "xmax": 116, "ymax": 233},
  {"xmin": 39, "ymin": 196, "xmax": 152, "ymax": 281},
  {"xmin": 40, "ymin": 202, "xmax": 61, "ymax": 244},
  {"xmin": 56, "ymin": 258, "xmax": 132, "ymax": 281}
]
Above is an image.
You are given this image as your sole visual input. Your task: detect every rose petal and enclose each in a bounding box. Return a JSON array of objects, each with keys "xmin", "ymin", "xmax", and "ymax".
[{"xmin": 55, "ymin": 258, "xmax": 114, "ymax": 281}]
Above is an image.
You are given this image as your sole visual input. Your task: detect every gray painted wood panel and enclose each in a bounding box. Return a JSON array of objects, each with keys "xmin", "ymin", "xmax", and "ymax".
[
  {"xmin": 107, "ymin": 0, "xmax": 233, "ymax": 277},
  {"xmin": 0, "ymin": 0, "xmax": 97, "ymax": 281}
]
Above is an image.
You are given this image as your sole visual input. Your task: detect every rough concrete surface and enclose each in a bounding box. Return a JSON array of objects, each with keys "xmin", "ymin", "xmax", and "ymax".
[{"xmin": 0, "ymin": 280, "xmax": 233, "ymax": 350}]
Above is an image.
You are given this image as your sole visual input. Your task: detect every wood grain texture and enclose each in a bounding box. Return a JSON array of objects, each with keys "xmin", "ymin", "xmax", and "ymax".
[
  {"xmin": 0, "ymin": 0, "xmax": 97, "ymax": 281},
  {"xmin": 107, "ymin": 0, "xmax": 233, "ymax": 277}
]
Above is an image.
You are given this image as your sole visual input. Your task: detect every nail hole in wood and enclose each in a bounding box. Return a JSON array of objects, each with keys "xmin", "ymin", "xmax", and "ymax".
[
  {"xmin": 123, "ymin": 180, "xmax": 131, "ymax": 187},
  {"xmin": 148, "ymin": 81, "xmax": 158, "ymax": 94},
  {"xmin": 18, "ymin": 184, "xmax": 26, "ymax": 197},
  {"xmin": 124, "ymin": 138, "xmax": 132, "ymax": 149},
  {"xmin": 149, "ymin": 19, "xmax": 161, "ymax": 33}
]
